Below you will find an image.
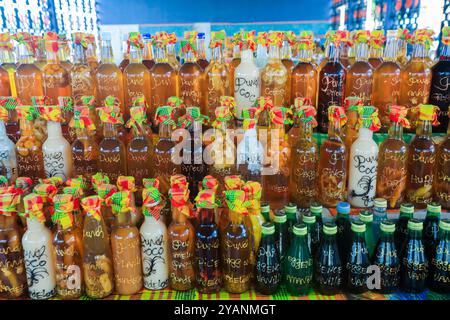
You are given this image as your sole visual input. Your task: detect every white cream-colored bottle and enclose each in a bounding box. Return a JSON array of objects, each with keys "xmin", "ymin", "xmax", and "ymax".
[
  {"xmin": 234, "ymin": 49, "xmax": 260, "ymax": 119},
  {"xmin": 42, "ymin": 121, "xmax": 73, "ymax": 181}
]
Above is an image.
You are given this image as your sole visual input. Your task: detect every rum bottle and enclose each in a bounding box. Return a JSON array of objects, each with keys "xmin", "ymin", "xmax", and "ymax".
[
  {"xmin": 0, "ymin": 32, "xmax": 17, "ymax": 97},
  {"xmin": 281, "ymin": 31, "xmax": 296, "ymax": 105},
  {"xmin": 142, "ymin": 33, "xmax": 155, "ymax": 70},
  {"xmin": 71, "ymin": 32, "xmax": 96, "ymax": 105},
  {"xmin": 433, "ymin": 114, "xmax": 450, "ymax": 209},
  {"xmin": 196, "ymin": 32, "xmax": 209, "ymax": 71},
  {"xmin": 368, "ymin": 30, "xmax": 385, "ymax": 69},
  {"xmin": 228, "ymin": 32, "xmax": 242, "ymax": 96}
]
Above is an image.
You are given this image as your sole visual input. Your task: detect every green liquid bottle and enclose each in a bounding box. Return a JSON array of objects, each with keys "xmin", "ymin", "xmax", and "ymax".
[
  {"xmin": 359, "ymin": 210, "xmax": 376, "ymax": 259},
  {"xmin": 335, "ymin": 202, "xmax": 352, "ymax": 267},
  {"xmin": 261, "ymin": 202, "xmax": 271, "ymax": 222},
  {"xmin": 302, "ymin": 212, "xmax": 320, "ymax": 257},
  {"xmin": 284, "ymin": 202, "xmax": 298, "ymax": 239},
  {"xmin": 430, "ymin": 219, "xmax": 450, "ymax": 293},
  {"xmin": 347, "ymin": 221, "xmax": 370, "ymax": 294},
  {"xmin": 395, "ymin": 203, "xmax": 414, "ymax": 254},
  {"xmin": 423, "ymin": 202, "xmax": 441, "ymax": 262},
  {"xmin": 273, "ymin": 211, "xmax": 289, "ymax": 264}
]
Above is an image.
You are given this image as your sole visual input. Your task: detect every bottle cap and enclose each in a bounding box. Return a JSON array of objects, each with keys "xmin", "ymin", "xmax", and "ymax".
[
  {"xmin": 380, "ymin": 220, "xmax": 396, "ymax": 233},
  {"xmin": 101, "ymin": 32, "xmax": 111, "ymax": 41},
  {"xmin": 400, "ymin": 203, "xmax": 414, "ymax": 214},
  {"xmin": 142, "ymin": 33, "xmax": 151, "ymax": 40},
  {"xmin": 293, "ymin": 223, "xmax": 307, "ymax": 236},
  {"xmin": 359, "ymin": 210, "xmax": 373, "ymax": 223},
  {"xmin": 310, "ymin": 202, "xmax": 323, "ymax": 215},
  {"xmin": 302, "ymin": 213, "xmax": 316, "ymax": 224},
  {"xmin": 439, "ymin": 219, "xmax": 450, "ymax": 232},
  {"xmin": 323, "ymin": 222, "xmax": 337, "ymax": 235},
  {"xmin": 337, "ymin": 202, "xmax": 350, "ymax": 214},
  {"xmin": 273, "ymin": 211, "xmax": 287, "ymax": 223},
  {"xmin": 351, "ymin": 220, "xmax": 366, "ymax": 233},
  {"xmin": 284, "ymin": 203, "xmax": 297, "ymax": 214},
  {"xmin": 427, "ymin": 202, "xmax": 441, "ymax": 214},
  {"xmin": 261, "ymin": 222, "xmax": 275, "ymax": 235},
  {"xmin": 407, "ymin": 219, "xmax": 423, "ymax": 231},
  {"xmin": 387, "ymin": 30, "xmax": 397, "ymax": 37},
  {"xmin": 197, "ymin": 32, "xmax": 206, "ymax": 39},
  {"xmin": 374, "ymin": 198, "xmax": 387, "ymax": 208},
  {"xmin": 261, "ymin": 202, "xmax": 270, "ymax": 213}
]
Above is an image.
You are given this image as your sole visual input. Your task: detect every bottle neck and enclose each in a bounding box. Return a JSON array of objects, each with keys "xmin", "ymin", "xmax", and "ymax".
[
  {"xmin": 370, "ymin": 47, "xmax": 383, "ymax": 59},
  {"xmin": 158, "ymin": 123, "xmax": 173, "ymax": 139},
  {"xmin": 184, "ymin": 50, "xmax": 196, "ymax": 63},
  {"xmin": 172, "ymin": 207, "xmax": 188, "ymax": 223},
  {"xmin": 388, "ymin": 122, "xmax": 404, "ymax": 140},
  {"xmin": 211, "ymin": 46, "xmax": 222, "ymax": 62},
  {"xmin": 412, "ymin": 44, "xmax": 428, "ymax": 60},
  {"xmin": 380, "ymin": 231, "xmax": 395, "ymax": 242},
  {"xmin": 358, "ymin": 127, "xmax": 373, "ymax": 140},
  {"xmin": 298, "ymin": 49, "xmax": 313, "ymax": 62},
  {"xmin": 416, "ymin": 120, "xmax": 432, "ymax": 137},
  {"xmin": 0, "ymin": 48, "xmax": 14, "ymax": 64},
  {"xmin": 268, "ymin": 45, "xmax": 281, "ymax": 61},
  {"xmin": 143, "ymin": 40, "xmax": 154, "ymax": 61},
  {"xmin": 299, "ymin": 121, "xmax": 313, "ymax": 142},
  {"xmin": 328, "ymin": 119, "xmax": 342, "ymax": 140},
  {"xmin": 407, "ymin": 229, "xmax": 422, "ymax": 240},
  {"xmin": 292, "ymin": 233, "xmax": 308, "ymax": 247},
  {"xmin": 232, "ymin": 45, "xmax": 241, "ymax": 59},
  {"xmin": 241, "ymin": 49, "xmax": 254, "ymax": 62},
  {"xmin": 115, "ymin": 210, "xmax": 132, "ymax": 226},
  {"xmin": 57, "ymin": 42, "xmax": 69, "ymax": 62},
  {"xmin": 383, "ymin": 37, "xmax": 398, "ymax": 61},
  {"xmin": 47, "ymin": 121, "xmax": 63, "ymax": 137},
  {"xmin": 73, "ymin": 44, "xmax": 87, "ymax": 64},
  {"xmin": 101, "ymin": 40, "xmax": 115, "ymax": 63},
  {"xmin": 103, "ymin": 122, "xmax": 118, "ymax": 138},
  {"xmin": 75, "ymin": 127, "xmax": 89, "ymax": 139},
  {"xmin": 326, "ymin": 43, "xmax": 341, "ymax": 63},
  {"xmin": 440, "ymin": 44, "xmax": 450, "ymax": 61},
  {"xmin": 0, "ymin": 120, "xmax": 6, "ymax": 137},
  {"xmin": 426, "ymin": 210, "xmax": 440, "ymax": 219},
  {"xmin": 129, "ymin": 46, "xmax": 143, "ymax": 63},
  {"xmin": 26, "ymin": 218, "xmax": 46, "ymax": 231},
  {"xmin": 355, "ymin": 43, "xmax": 369, "ymax": 61},
  {"xmin": 352, "ymin": 231, "xmax": 366, "ymax": 242},
  {"xmin": 197, "ymin": 38, "xmax": 206, "ymax": 60},
  {"xmin": 46, "ymin": 49, "xmax": 59, "ymax": 63},
  {"xmin": 323, "ymin": 233, "xmax": 337, "ymax": 244},
  {"xmin": 281, "ymin": 40, "xmax": 292, "ymax": 60},
  {"xmin": 17, "ymin": 43, "xmax": 34, "ymax": 64},
  {"xmin": 198, "ymin": 207, "xmax": 215, "ymax": 225},
  {"xmin": 20, "ymin": 118, "xmax": 34, "ymax": 136},
  {"xmin": 155, "ymin": 46, "xmax": 169, "ymax": 63}
]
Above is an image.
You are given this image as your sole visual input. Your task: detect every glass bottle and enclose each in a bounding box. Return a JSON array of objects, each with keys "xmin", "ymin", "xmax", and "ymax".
[
  {"xmin": 116, "ymin": 176, "xmax": 142, "ymax": 227},
  {"xmin": 15, "ymin": 177, "xmax": 33, "ymax": 230},
  {"xmin": 261, "ymin": 32, "xmax": 288, "ymax": 108},
  {"xmin": 255, "ymin": 222, "xmax": 281, "ymax": 295},
  {"xmin": 124, "ymin": 32, "xmax": 151, "ymax": 121},
  {"xmin": 347, "ymin": 221, "xmax": 370, "ymax": 293},
  {"xmin": 1, "ymin": 97, "xmax": 20, "ymax": 144},
  {"xmin": 0, "ymin": 65, "xmax": 11, "ymax": 96},
  {"xmin": 0, "ymin": 191, "xmax": 28, "ymax": 299},
  {"xmin": 261, "ymin": 202, "xmax": 272, "ymax": 222},
  {"xmin": 81, "ymin": 195, "xmax": 114, "ymax": 298},
  {"xmin": 0, "ymin": 113, "xmax": 17, "ymax": 181},
  {"xmin": 167, "ymin": 184, "xmax": 195, "ymax": 291},
  {"xmin": 109, "ymin": 191, "xmax": 143, "ymax": 294},
  {"xmin": 359, "ymin": 210, "xmax": 376, "ymax": 258},
  {"xmin": 167, "ymin": 33, "xmax": 180, "ymax": 71},
  {"xmin": 401, "ymin": 219, "xmax": 428, "ymax": 293},
  {"xmin": 291, "ymin": 31, "xmax": 317, "ymax": 107},
  {"xmin": 243, "ymin": 181, "xmax": 265, "ymax": 265},
  {"xmin": 395, "ymin": 202, "xmax": 414, "ymax": 253},
  {"xmin": 396, "ymin": 29, "xmax": 409, "ymax": 66},
  {"xmin": 118, "ymin": 33, "xmax": 130, "ymax": 72},
  {"xmin": 142, "ymin": 33, "xmax": 155, "ymax": 70},
  {"xmin": 281, "ymin": 31, "xmax": 295, "ymax": 105},
  {"xmin": 0, "ymin": 32, "xmax": 17, "ymax": 97},
  {"xmin": 150, "ymin": 34, "xmax": 178, "ymax": 114},
  {"xmin": 348, "ymin": 106, "xmax": 380, "ymax": 208},
  {"xmin": 289, "ymin": 106, "xmax": 318, "ymax": 208},
  {"xmin": 194, "ymin": 189, "xmax": 221, "ymax": 293},
  {"xmin": 434, "ymin": 117, "xmax": 450, "ymax": 209},
  {"xmin": 42, "ymin": 32, "xmax": 71, "ymax": 105},
  {"xmin": 372, "ymin": 30, "xmax": 401, "ymax": 128},
  {"xmin": 342, "ymin": 97, "xmax": 363, "ymax": 170},
  {"xmin": 96, "ymin": 32, "xmax": 125, "ymax": 114},
  {"xmin": 317, "ymin": 32, "xmax": 346, "ymax": 133},
  {"xmin": 95, "ymin": 183, "xmax": 117, "ymax": 234},
  {"xmin": 399, "ymin": 29, "xmax": 433, "ymax": 111},
  {"xmin": 13, "ymin": 33, "xmax": 44, "ymax": 104},
  {"xmin": 205, "ymin": 31, "xmax": 231, "ymax": 119},
  {"xmin": 373, "ymin": 220, "xmax": 400, "ymax": 293},
  {"xmin": 273, "ymin": 211, "xmax": 289, "ymax": 264},
  {"xmin": 429, "ymin": 27, "xmax": 450, "ymax": 132},
  {"xmin": 228, "ymin": 33, "xmax": 242, "ymax": 96},
  {"xmin": 309, "ymin": 202, "xmax": 324, "ymax": 235},
  {"xmin": 302, "ymin": 212, "xmax": 320, "ymax": 258},
  {"xmin": 57, "ymin": 35, "xmax": 72, "ymax": 73},
  {"xmin": 52, "ymin": 194, "xmax": 84, "ymax": 299},
  {"xmin": 372, "ymin": 198, "xmax": 387, "ymax": 240},
  {"xmin": 376, "ymin": 106, "xmax": 409, "ymax": 209},
  {"xmin": 196, "ymin": 32, "xmax": 209, "ymax": 71},
  {"xmin": 405, "ymin": 106, "xmax": 438, "ymax": 208},
  {"xmin": 368, "ymin": 30, "xmax": 385, "ymax": 69},
  {"xmin": 315, "ymin": 222, "xmax": 343, "ymax": 295},
  {"xmin": 22, "ymin": 193, "xmax": 57, "ymax": 299},
  {"xmin": 317, "ymin": 106, "xmax": 347, "ymax": 207},
  {"xmin": 33, "ymin": 36, "xmax": 47, "ymax": 71},
  {"xmin": 255, "ymin": 32, "xmax": 268, "ymax": 70},
  {"xmin": 430, "ymin": 219, "xmax": 450, "ymax": 293},
  {"xmin": 98, "ymin": 100, "xmax": 127, "ymax": 185},
  {"xmin": 423, "ymin": 202, "xmax": 441, "ymax": 262},
  {"xmin": 40, "ymin": 106, "xmax": 73, "ymax": 182},
  {"xmin": 70, "ymin": 34, "xmax": 95, "ymax": 106},
  {"xmin": 85, "ymin": 33, "xmax": 99, "ymax": 73},
  {"xmin": 335, "ymin": 201, "xmax": 352, "ymax": 268},
  {"xmin": 222, "ymin": 190, "xmax": 251, "ymax": 293},
  {"xmin": 33, "ymin": 182, "xmax": 58, "ymax": 228},
  {"xmin": 140, "ymin": 186, "xmax": 169, "ymax": 290}
]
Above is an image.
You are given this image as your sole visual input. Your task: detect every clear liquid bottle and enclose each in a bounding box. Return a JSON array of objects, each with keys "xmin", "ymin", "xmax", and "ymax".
[
  {"xmin": 71, "ymin": 33, "xmax": 96, "ymax": 106},
  {"xmin": 85, "ymin": 33, "xmax": 100, "ymax": 74},
  {"xmin": 396, "ymin": 29, "xmax": 410, "ymax": 67},
  {"xmin": 433, "ymin": 115, "xmax": 450, "ymax": 209},
  {"xmin": 0, "ymin": 32, "xmax": 17, "ymax": 97},
  {"xmin": 33, "ymin": 35, "xmax": 47, "ymax": 71}
]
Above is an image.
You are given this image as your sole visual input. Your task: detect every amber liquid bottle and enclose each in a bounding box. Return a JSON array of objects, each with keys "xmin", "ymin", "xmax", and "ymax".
[
  {"xmin": 179, "ymin": 47, "xmax": 205, "ymax": 110},
  {"xmin": 98, "ymin": 123, "xmax": 127, "ymax": 185},
  {"xmin": 57, "ymin": 39, "xmax": 72, "ymax": 73},
  {"xmin": 205, "ymin": 45, "xmax": 231, "ymax": 119},
  {"xmin": 124, "ymin": 46, "xmax": 152, "ymax": 121},
  {"xmin": 345, "ymin": 40, "xmax": 373, "ymax": 105},
  {"xmin": 71, "ymin": 124, "xmax": 99, "ymax": 182},
  {"xmin": 317, "ymin": 116, "xmax": 347, "ymax": 207},
  {"xmin": 142, "ymin": 33, "xmax": 155, "ymax": 70},
  {"xmin": 42, "ymin": 40, "xmax": 71, "ymax": 105},
  {"xmin": 281, "ymin": 39, "xmax": 294, "ymax": 105},
  {"xmin": 15, "ymin": 42, "xmax": 44, "ymax": 104},
  {"xmin": 228, "ymin": 44, "xmax": 241, "ymax": 96},
  {"xmin": 34, "ymin": 38, "xmax": 47, "ymax": 71},
  {"xmin": 261, "ymin": 44, "xmax": 288, "ymax": 107},
  {"xmin": 0, "ymin": 65, "xmax": 11, "ymax": 96},
  {"xmin": 0, "ymin": 40, "xmax": 17, "ymax": 97},
  {"xmin": 71, "ymin": 42, "xmax": 95, "ymax": 106},
  {"xmin": 372, "ymin": 31, "xmax": 401, "ymax": 129},
  {"xmin": 406, "ymin": 119, "xmax": 436, "ymax": 208},
  {"xmin": 317, "ymin": 43, "xmax": 346, "ymax": 133},
  {"xmin": 291, "ymin": 46, "xmax": 317, "ymax": 107},
  {"xmin": 96, "ymin": 33, "xmax": 125, "ymax": 113},
  {"xmin": 433, "ymin": 121, "xmax": 450, "ymax": 209},
  {"xmin": 167, "ymin": 43, "xmax": 180, "ymax": 71},
  {"xmin": 196, "ymin": 33, "xmax": 209, "ymax": 71},
  {"xmin": 118, "ymin": 34, "xmax": 130, "ymax": 73}
]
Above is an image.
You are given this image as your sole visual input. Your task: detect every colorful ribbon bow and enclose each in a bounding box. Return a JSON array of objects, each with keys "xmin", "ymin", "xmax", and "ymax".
[
  {"xmin": 0, "ymin": 190, "xmax": 19, "ymax": 216},
  {"xmin": 66, "ymin": 175, "xmax": 89, "ymax": 192},
  {"xmin": 268, "ymin": 31, "xmax": 284, "ymax": 47},
  {"xmin": 201, "ymin": 175, "xmax": 219, "ymax": 192},
  {"xmin": 325, "ymin": 30, "xmax": 347, "ymax": 47},
  {"xmin": 256, "ymin": 32, "xmax": 268, "ymax": 47},
  {"xmin": 298, "ymin": 31, "xmax": 314, "ymax": 51},
  {"xmin": 195, "ymin": 189, "xmax": 217, "ymax": 208},
  {"xmin": 39, "ymin": 105, "xmax": 63, "ymax": 122},
  {"xmin": 81, "ymin": 196, "xmax": 102, "ymax": 221},
  {"xmin": 70, "ymin": 105, "xmax": 96, "ymax": 130},
  {"xmin": 33, "ymin": 183, "xmax": 58, "ymax": 204},
  {"xmin": 223, "ymin": 190, "xmax": 249, "ymax": 215},
  {"xmin": 389, "ymin": 105, "xmax": 411, "ymax": 129},
  {"xmin": 224, "ymin": 175, "xmax": 244, "ymax": 190},
  {"xmin": 126, "ymin": 105, "xmax": 148, "ymax": 130},
  {"xmin": 293, "ymin": 97, "xmax": 312, "ymax": 110},
  {"xmin": 96, "ymin": 183, "xmax": 117, "ymax": 203},
  {"xmin": 128, "ymin": 32, "xmax": 144, "ymax": 49},
  {"xmin": 12, "ymin": 32, "xmax": 32, "ymax": 50},
  {"xmin": 23, "ymin": 193, "xmax": 46, "ymax": 223},
  {"xmin": 117, "ymin": 176, "xmax": 137, "ymax": 192},
  {"xmin": 0, "ymin": 176, "xmax": 8, "ymax": 187},
  {"xmin": 369, "ymin": 30, "xmax": 385, "ymax": 49},
  {"xmin": 154, "ymin": 106, "xmax": 176, "ymax": 126},
  {"xmin": 0, "ymin": 96, "xmax": 18, "ymax": 111},
  {"xmin": 442, "ymin": 26, "xmax": 450, "ymax": 46},
  {"xmin": 32, "ymin": 96, "xmax": 49, "ymax": 107},
  {"xmin": 107, "ymin": 191, "xmax": 131, "ymax": 214},
  {"xmin": 179, "ymin": 107, "xmax": 209, "ymax": 128},
  {"xmin": 170, "ymin": 174, "xmax": 188, "ymax": 190},
  {"xmin": 209, "ymin": 30, "xmax": 226, "ymax": 49},
  {"xmin": 72, "ymin": 32, "xmax": 89, "ymax": 48},
  {"xmin": 153, "ymin": 32, "xmax": 169, "ymax": 47},
  {"xmin": 63, "ymin": 186, "xmax": 84, "ymax": 213},
  {"xmin": 167, "ymin": 96, "xmax": 185, "ymax": 109},
  {"xmin": 143, "ymin": 178, "xmax": 160, "ymax": 189},
  {"xmin": 14, "ymin": 177, "xmax": 33, "ymax": 195},
  {"xmin": 44, "ymin": 31, "xmax": 59, "ymax": 53},
  {"xmin": 410, "ymin": 29, "xmax": 434, "ymax": 50},
  {"xmin": 242, "ymin": 107, "xmax": 260, "ymax": 129},
  {"xmin": 413, "ymin": 104, "xmax": 440, "ymax": 126},
  {"xmin": 284, "ymin": 31, "xmax": 297, "ymax": 46},
  {"xmin": 219, "ymin": 96, "xmax": 236, "ymax": 108},
  {"xmin": 52, "ymin": 194, "xmax": 74, "ymax": 229},
  {"xmin": 255, "ymin": 96, "xmax": 274, "ymax": 112},
  {"xmin": 397, "ymin": 28, "xmax": 411, "ymax": 40},
  {"xmin": 39, "ymin": 176, "xmax": 63, "ymax": 188},
  {"xmin": 80, "ymin": 96, "xmax": 95, "ymax": 109},
  {"xmin": 241, "ymin": 30, "xmax": 256, "ymax": 51},
  {"xmin": 167, "ymin": 33, "xmax": 177, "ymax": 45},
  {"xmin": 0, "ymin": 33, "xmax": 13, "ymax": 50},
  {"xmin": 58, "ymin": 96, "xmax": 74, "ymax": 113},
  {"xmin": 17, "ymin": 105, "xmax": 38, "ymax": 121},
  {"xmin": 242, "ymin": 181, "xmax": 262, "ymax": 212},
  {"xmin": 98, "ymin": 96, "xmax": 124, "ymax": 124},
  {"xmin": 358, "ymin": 106, "xmax": 382, "ymax": 132},
  {"xmin": 212, "ymin": 106, "xmax": 233, "ymax": 128},
  {"xmin": 295, "ymin": 105, "xmax": 318, "ymax": 127},
  {"xmin": 92, "ymin": 172, "xmax": 110, "ymax": 193},
  {"xmin": 328, "ymin": 106, "xmax": 347, "ymax": 127},
  {"xmin": 181, "ymin": 31, "xmax": 197, "ymax": 54},
  {"xmin": 353, "ymin": 30, "xmax": 371, "ymax": 44},
  {"xmin": 169, "ymin": 185, "xmax": 192, "ymax": 217},
  {"xmin": 0, "ymin": 103, "xmax": 7, "ymax": 121},
  {"xmin": 270, "ymin": 106, "xmax": 293, "ymax": 125},
  {"xmin": 142, "ymin": 186, "xmax": 163, "ymax": 221},
  {"xmin": 344, "ymin": 96, "xmax": 364, "ymax": 111}
]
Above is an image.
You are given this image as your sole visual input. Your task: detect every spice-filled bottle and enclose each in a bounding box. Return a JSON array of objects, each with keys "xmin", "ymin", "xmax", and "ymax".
[
  {"xmin": 345, "ymin": 30, "xmax": 373, "ymax": 105},
  {"xmin": 84, "ymin": 33, "xmax": 99, "ymax": 73},
  {"xmin": 372, "ymin": 30, "xmax": 401, "ymax": 129},
  {"xmin": 405, "ymin": 104, "xmax": 439, "ymax": 208},
  {"xmin": 433, "ymin": 113, "xmax": 449, "ymax": 209},
  {"xmin": 317, "ymin": 31, "xmax": 347, "ymax": 133},
  {"xmin": 52, "ymin": 194, "xmax": 84, "ymax": 299},
  {"xmin": 205, "ymin": 31, "xmax": 231, "ymax": 119},
  {"xmin": 346, "ymin": 221, "xmax": 370, "ymax": 293},
  {"xmin": 222, "ymin": 190, "xmax": 251, "ymax": 293},
  {"xmin": 39, "ymin": 105, "xmax": 73, "ymax": 182},
  {"xmin": 42, "ymin": 32, "xmax": 71, "ymax": 105},
  {"xmin": 13, "ymin": 32, "xmax": 44, "ymax": 104},
  {"xmin": 22, "ymin": 193, "xmax": 57, "ymax": 299},
  {"xmin": 0, "ymin": 32, "xmax": 17, "ymax": 97},
  {"xmin": 423, "ymin": 202, "xmax": 441, "ymax": 262},
  {"xmin": 291, "ymin": 31, "xmax": 317, "ymax": 107},
  {"xmin": 217, "ymin": 175, "xmax": 244, "ymax": 236},
  {"xmin": 242, "ymin": 181, "xmax": 265, "ymax": 251},
  {"xmin": 261, "ymin": 31, "xmax": 288, "ymax": 107},
  {"xmin": 0, "ymin": 103, "xmax": 17, "ymax": 181},
  {"xmin": 142, "ymin": 33, "xmax": 155, "ymax": 70},
  {"xmin": 289, "ymin": 105, "xmax": 318, "ymax": 208},
  {"xmin": 376, "ymin": 106, "xmax": 409, "ymax": 209},
  {"xmin": 81, "ymin": 195, "xmax": 114, "ymax": 298},
  {"xmin": 255, "ymin": 222, "xmax": 281, "ymax": 295},
  {"xmin": 399, "ymin": 29, "xmax": 434, "ymax": 111},
  {"xmin": 228, "ymin": 32, "xmax": 242, "ymax": 96},
  {"xmin": 368, "ymin": 30, "xmax": 385, "ymax": 69},
  {"xmin": 124, "ymin": 32, "xmax": 151, "ymax": 121},
  {"xmin": 194, "ymin": 189, "xmax": 221, "ymax": 293},
  {"xmin": 315, "ymin": 222, "xmax": 344, "ymax": 295},
  {"xmin": 430, "ymin": 219, "xmax": 450, "ymax": 293},
  {"xmin": 317, "ymin": 106, "xmax": 347, "ymax": 207},
  {"xmin": 96, "ymin": 32, "xmax": 125, "ymax": 113},
  {"xmin": 109, "ymin": 191, "xmax": 143, "ymax": 294},
  {"xmin": 168, "ymin": 182, "xmax": 195, "ymax": 291},
  {"xmin": 401, "ymin": 219, "xmax": 428, "ymax": 293},
  {"xmin": 348, "ymin": 106, "xmax": 380, "ymax": 208},
  {"xmin": 63, "ymin": 186, "xmax": 85, "ymax": 230},
  {"xmin": 97, "ymin": 96, "xmax": 127, "ymax": 185},
  {"xmin": 0, "ymin": 97, "xmax": 20, "ymax": 143},
  {"xmin": 33, "ymin": 35, "xmax": 46, "ymax": 71},
  {"xmin": 140, "ymin": 185, "xmax": 169, "ymax": 290},
  {"xmin": 71, "ymin": 33, "xmax": 96, "ymax": 105},
  {"xmin": 15, "ymin": 105, "xmax": 45, "ymax": 184},
  {"xmin": 255, "ymin": 32, "xmax": 268, "ymax": 70},
  {"xmin": 0, "ymin": 189, "xmax": 28, "ymax": 299}
]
